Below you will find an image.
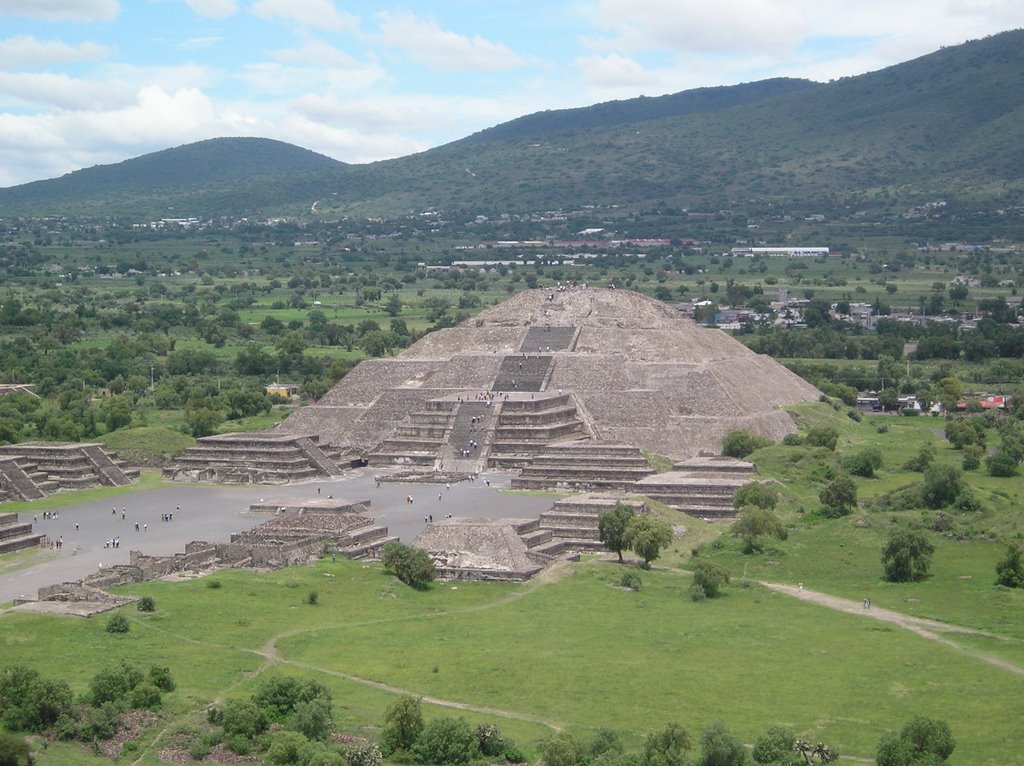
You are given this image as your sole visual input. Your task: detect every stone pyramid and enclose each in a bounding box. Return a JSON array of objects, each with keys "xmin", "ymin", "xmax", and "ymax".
[{"xmin": 276, "ymin": 288, "xmax": 819, "ymax": 464}]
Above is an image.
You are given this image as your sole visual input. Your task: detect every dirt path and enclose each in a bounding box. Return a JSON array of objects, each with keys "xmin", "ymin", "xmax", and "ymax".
[{"xmin": 760, "ymin": 581, "xmax": 1024, "ymax": 676}]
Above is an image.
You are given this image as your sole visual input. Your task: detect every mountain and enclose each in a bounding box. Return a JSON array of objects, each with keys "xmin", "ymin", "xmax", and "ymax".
[{"xmin": 2, "ymin": 30, "xmax": 1024, "ymax": 218}]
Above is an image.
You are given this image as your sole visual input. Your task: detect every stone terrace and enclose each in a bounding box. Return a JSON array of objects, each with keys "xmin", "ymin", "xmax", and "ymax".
[
  {"xmin": 0, "ymin": 513, "xmax": 45, "ymax": 555},
  {"xmin": 531, "ymin": 494, "xmax": 647, "ymax": 555},
  {"xmin": 165, "ymin": 432, "xmax": 346, "ymax": 484},
  {"xmin": 510, "ymin": 444, "xmax": 656, "ymax": 491},
  {"xmin": 0, "ymin": 443, "xmax": 137, "ymax": 500}
]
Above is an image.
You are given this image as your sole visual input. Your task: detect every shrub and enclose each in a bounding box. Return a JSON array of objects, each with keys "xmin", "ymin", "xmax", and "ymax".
[
  {"xmin": 961, "ymin": 444, "xmax": 982, "ymax": 471},
  {"xmin": 692, "ymin": 561, "xmax": 730, "ymax": 598},
  {"xmin": 589, "ymin": 728, "xmax": 624, "ymax": 759},
  {"xmin": 721, "ymin": 430, "xmax": 771, "ymax": 459},
  {"xmin": 0, "ymin": 667, "xmax": 74, "ymax": 733},
  {"xmin": 619, "ymin": 571, "xmax": 642, "ymax": 591},
  {"xmin": 292, "ymin": 698, "xmax": 333, "ymax": 741},
  {"xmin": 698, "ymin": 720, "xmax": 747, "ymax": 766},
  {"xmin": 381, "ymin": 541, "xmax": 436, "ymax": 589},
  {"xmin": 875, "ymin": 716, "xmax": 954, "ymax": 765},
  {"xmin": 732, "ymin": 482, "xmax": 779, "ymax": 511},
  {"xmin": 902, "ymin": 444, "xmax": 935, "ymax": 472},
  {"xmin": 818, "ymin": 474, "xmax": 857, "ymax": 517},
  {"xmin": 90, "ymin": 661, "xmax": 144, "ymax": 706},
  {"xmin": 921, "ymin": 465, "xmax": 963, "ymax": 509},
  {"xmin": 136, "ymin": 596, "xmax": 156, "ymax": 612},
  {"xmin": 752, "ymin": 725, "xmax": 795, "ymax": 764},
  {"xmin": 476, "ymin": 724, "xmax": 507, "ymax": 757},
  {"xmin": 0, "ymin": 732, "xmax": 32, "ymax": 766},
  {"xmin": 106, "ymin": 613, "xmax": 130, "ymax": 633},
  {"xmin": 539, "ymin": 732, "xmax": 586, "ymax": 766},
  {"xmin": 78, "ymin": 702, "xmax": 121, "ymax": 741},
  {"xmin": 149, "ymin": 665, "xmax": 176, "ymax": 692},
  {"xmin": 641, "ymin": 723, "xmax": 690, "ymax": 766},
  {"xmin": 781, "ymin": 433, "xmax": 804, "ymax": 446},
  {"xmin": 986, "ymin": 449, "xmax": 1019, "ymax": 477},
  {"xmin": 843, "ymin": 447, "xmax": 883, "ymax": 478},
  {"xmin": 264, "ymin": 730, "xmax": 308, "ymax": 765},
  {"xmin": 206, "ymin": 579, "xmax": 222, "ymax": 589},
  {"xmin": 996, "ymin": 545, "xmax": 1024, "ymax": 588},
  {"xmin": 346, "ymin": 743, "xmax": 383, "ymax": 766},
  {"xmin": 731, "ymin": 507, "xmax": 787, "ymax": 554},
  {"xmin": 130, "ymin": 682, "xmax": 162, "ymax": 710},
  {"xmin": 804, "ymin": 425, "xmax": 839, "ymax": 451},
  {"xmin": 689, "ymin": 584, "xmax": 707, "ymax": 602},
  {"xmin": 882, "ymin": 526, "xmax": 935, "ymax": 583},
  {"xmin": 221, "ymin": 698, "xmax": 269, "ymax": 740},
  {"xmin": 379, "ymin": 695, "xmax": 423, "ymax": 756},
  {"xmin": 413, "ymin": 716, "xmax": 480, "ymax": 765},
  {"xmin": 306, "ymin": 591, "xmax": 319, "ymax": 605}
]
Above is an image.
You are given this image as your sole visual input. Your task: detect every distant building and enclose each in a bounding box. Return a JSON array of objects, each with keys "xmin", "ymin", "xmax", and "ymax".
[
  {"xmin": 266, "ymin": 383, "xmax": 300, "ymax": 399},
  {"xmin": 730, "ymin": 247, "xmax": 830, "ymax": 257}
]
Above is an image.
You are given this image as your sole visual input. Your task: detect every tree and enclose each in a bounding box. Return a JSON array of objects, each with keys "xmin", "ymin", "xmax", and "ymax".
[
  {"xmin": 90, "ymin": 660, "xmax": 144, "ymax": 705},
  {"xmin": 692, "ymin": 560, "xmax": 730, "ymax": 598},
  {"xmin": 623, "ymin": 515, "xmax": 674, "ymax": 568},
  {"xmin": 986, "ymin": 449, "xmax": 1019, "ymax": 477},
  {"xmin": 221, "ymin": 698, "xmax": 269, "ymax": 740},
  {"xmin": 995, "ymin": 544, "xmax": 1024, "ymax": 588},
  {"xmin": 920, "ymin": 465, "xmax": 963, "ymax": 508},
  {"xmin": 0, "ymin": 732, "xmax": 32, "ymax": 766},
  {"xmin": 804, "ymin": 425, "xmax": 839, "ymax": 451},
  {"xmin": 598, "ymin": 503, "xmax": 636, "ymax": 562},
  {"xmin": 793, "ymin": 740, "xmax": 838, "ymax": 764},
  {"xmin": 641, "ymin": 722, "xmax": 691, "ymax": 766},
  {"xmin": 538, "ymin": 732, "xmax": 586, "ymax": 766},
  {"xmin": 380, "ymin": 541, "xmax": 436, "ymax": 589},
  {"xmin": 843, "ymin": 447, "xmax": 883, "ymax": 478},
  {"xmin": 292, "ymin": 698, "xmax": 333, "ymax": 741},
  {"xmin": 818, "ymin": 474, "xmax": 857, "ymax": 517},
  {"xmin": 413, "ymin": 716, "xmax": 479, "ymax": 765},
  {"xmin": 379, "ymin": 695, "xmax": 423, "ymax": 755},
  {"xmin": 732, "ymin": 482, "xmax": 779, "ymax": 511},
  {"xmin": 721, "ymin": 430, "xmax": 771, "ymax": 459},
  {"xmin": 752, "ymin": 726, "xmax": 795, "ymax": 764},
  {"xmin": 875, "ymin": 717, "xmax": 954, "ymax": 765},
  {"xmin": 731, "ymin": 508, "xmax": 788, "ymax": 554},
  {"xmin": 698, "ymin": 720, "xmax": 747, "ymax": 766},
  {"xmin": 882, "ymin": 526, "xmax": 935, "ymax": 583}
]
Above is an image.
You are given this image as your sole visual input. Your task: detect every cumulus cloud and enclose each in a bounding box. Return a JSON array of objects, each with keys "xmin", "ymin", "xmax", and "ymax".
[
  {"xmin": 0, "ymin": 0, "xmax": 119, "ymax": 22},
  {"xmin": 0, "ymin": 71, "xmax": 131, "ymax": 110},
  {"xmin": 251, "ymin": 0, "xmax": 357, "ymax": 31},
  {"xmin": 376, "ymin": 11, "xmax": 525, "ymax": 71},
  {"xmin": 0, "ymin": 35, "xmax": 110, "ymax": 68},
  {"xmin": 184, "ymin": 0, "xmax": 237, "ymax": 18}
]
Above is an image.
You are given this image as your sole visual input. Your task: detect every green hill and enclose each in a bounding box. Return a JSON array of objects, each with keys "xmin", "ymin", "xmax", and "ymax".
[{"xmin": 2, "ymin": 29, "xmax": 1024, "ymax": 218}]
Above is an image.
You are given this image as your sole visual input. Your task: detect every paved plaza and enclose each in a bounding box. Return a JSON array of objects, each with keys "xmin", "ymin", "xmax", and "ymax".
[{"xmin": 0, "ymin": 469, "xmax": 558, "ymax": 603}]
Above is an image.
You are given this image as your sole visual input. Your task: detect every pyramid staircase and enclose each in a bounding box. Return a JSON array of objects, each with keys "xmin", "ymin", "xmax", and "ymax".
[
  {"xmin": 166, "ymin": 433, "xmax": 345, "ymax": 484},
  {"xmin": 0, "ymin": 443, "xmax": 137, "ymax": 499},
  {"xmin": 510, "ymin": 444, "xmax": 656, "ymax": 491},
  {"xmin": 633, "ymin": 457, "xmax": 755, "ymax": 520}
]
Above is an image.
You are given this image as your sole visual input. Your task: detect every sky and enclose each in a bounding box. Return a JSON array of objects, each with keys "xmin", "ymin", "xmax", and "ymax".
[{"xmin": 1, "ymin": 1, "xmax": 1023, "ymax": 189}]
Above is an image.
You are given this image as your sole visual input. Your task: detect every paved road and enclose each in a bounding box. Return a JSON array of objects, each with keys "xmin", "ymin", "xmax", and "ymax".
[{"xmin": 1, "ymin": 469, "xmax": 557, "ymax": 603}]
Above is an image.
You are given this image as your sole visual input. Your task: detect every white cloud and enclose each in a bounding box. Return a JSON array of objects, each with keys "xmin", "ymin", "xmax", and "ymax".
[
  {"xmin": 0, "ymin": 0, "xmax": 118, "ymax": 22},
  {"xmin": 376, "ymin": 11, "xmax": 525, "ymax": 71},
  {"xmin": 184, "ymin": 0, "xmax": 237, "ymax": 18},
  {"xmin": 0, "ymin": 35, "xmax": 110, "ymax": 68},
  {"xmin": 0, "ymin": 71, "xmax": 131, "ymax": 110},
  {"xmin": 250, "ymin": 0, "xmax": 357, "ymax": 31},
  {"xmin": 574, "ymin": 53, "xmax": 661, "ymax": 90}
]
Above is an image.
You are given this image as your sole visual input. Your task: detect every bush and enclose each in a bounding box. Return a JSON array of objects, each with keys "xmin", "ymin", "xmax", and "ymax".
[
  {"xmin": 986, "ymin": 449, "xmax": 1019, "ymax": 477},
  {"xmin": 804, "ymin": 425, "xmax": 839, "ymax": 451},
  {"xmin": 921, "ymin": 465, "xmax": 963, "ymax": 509},
  {"xmin": 105, "ymin": 613, "xmax": 130, "ymax": 633},
  {"xmin": 292, "ymin": 698, "xmax": 333, "ymax": 741},
  {"xmin": 698, "ymin": 720, "xmax": 747, "ymax": 766},
  {"xmin": 619, "ymin": 571, "xmax": 642, "ymax": 591},
  {"xmin": 843, "ymin": 447, "xmax": 883, "ymax": 478},
  {"xmin": 589, "ymin": 728, "xmax": 624, "ymax": 759},
  {"xmin": 902, "ymin": 444, "xmax": 935, "ymax": 472},
  {"xmin": 78, "ymin": 702, "xmax": 121, "ymax": 741},
  {"xmin": 221, "ymin": 698, "xmax": 269, "ymax": 740},
  {"xmin": 381, "ymin": 541, "xmax": 436, "ymax": 589},
  {"xmin": 130, "ymin": 682, "xmax": 162, "ymax": 710},
  {"xmin": 207, "ymin": 579, "xmax": 222, "ymax": 589},
  {"xmin": 476, "ymin": 724, "xmax": 507, "ymax": 758},
  {"xmin": 818, "ymin": 474, "xmax": 857, "ymax": 517},
  {"xmin": 346, "ymin": 743, "xmax": 383, "ymax": 766},
  {"xmin": 752, "ymin": 725, "xmax": 795, "ymax": 764},
  {"xmin": 721, "ymin": 430, "xmax": 771, "ymax": 459},
  {"xmin": 996, "ymin": 545, "xmax": 1024, "ymax": 588},
  {"xmin": 539, "ymin": 732, "xmax": 586, "ymax": 766},
  {"xmin": 306, "ymin": 591, "xmax": 319, "ymax": 605},
  {"xmin": 781, "ymin": 433, "xmax": 804, "ymax": 446},
  {"xmin": 875, "ymin": 716, "xmax": 954, "ymax": 765},
  {"xmin": 732, "ymin": 482, "xmax": 779, "ymax": 511},
  {"xmin": 692, "ymin": 561, "xmax": 730, "ymax": 598},
  {"xmin": 264, "ymin": 730, "xmax": 308, "ymax": 765},
  {"xmin": 641, "ymin": 723, "xmax": 690, "ymax": 766},
  {"xmin": 882, "ymin": 526, "xmax": 935, "ymax": 583},
  {"xmin": 689, "ymin": 584, "xmax": 707, "ymax": 602},
  {"xmin": 413, "ymin": 717, "xmax": 480, "ymax": 765},
  {"xmin": 90, "ymin": 661, "xmax": 144, "ymax": 706},
  {"xmin": 380, "ymin": 695, "xmax": 423, "ymax": 756},
  {"xmin": 149, "ymin": 665, "xmax": 176, "ymax": 692},
  {"xmin": 961, "ymin": 444, "xmax": 982, "ymax": 471},
  {"xmin": 0, "ymin": 732, "xmax": 32, "ymax": 766},
  {"xmin": 136, "ymin": 596, "xmax": 156, "ymax": 612}
]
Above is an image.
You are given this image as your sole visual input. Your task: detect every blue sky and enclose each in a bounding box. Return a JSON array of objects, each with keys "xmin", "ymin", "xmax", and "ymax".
[{"xmin": 1, "ymin": 0, "xmax": 1023, "ymax": 187}]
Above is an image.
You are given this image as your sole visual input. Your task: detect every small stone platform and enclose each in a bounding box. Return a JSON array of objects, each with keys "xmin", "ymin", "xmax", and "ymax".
[
  {"xmin": 164, "ymin": 432, "xmax": 347, "ymax": 484},
  {"xmin": 412, "ymin": 518, "xmax": 551, "ymax": 582},
  {"xmin": 0, "ymin": 513, "xmax": 45, "ymax": 555},
  {"xmin": 0, "ymin": 442, "xmax": 138, "ymax": 501}
]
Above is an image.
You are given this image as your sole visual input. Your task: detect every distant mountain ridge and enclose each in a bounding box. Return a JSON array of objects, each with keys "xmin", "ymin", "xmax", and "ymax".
[{"xmin": 2, "ymin": 29, "xmax": 1024, "ymax": 218}]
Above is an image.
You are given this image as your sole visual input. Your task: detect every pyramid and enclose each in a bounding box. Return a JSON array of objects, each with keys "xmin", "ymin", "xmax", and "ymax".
[{"xmin": 276, "ymin": 288, "xmax": 819, "ymax": 468}]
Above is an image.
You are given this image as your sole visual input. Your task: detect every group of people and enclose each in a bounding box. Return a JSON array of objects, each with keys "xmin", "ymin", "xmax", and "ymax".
[{"xmin": 104, "ymin": 538, "xmax": 120, "ymax": 549}]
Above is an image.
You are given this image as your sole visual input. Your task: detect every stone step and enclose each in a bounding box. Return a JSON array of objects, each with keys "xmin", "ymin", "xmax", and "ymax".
[
  {"xmin": 339, "ymin": 534, "xmax": 399, "ymax": 560},
  {"xmin": 0, "ymin": 533, "xmax": 46, "ymax": 555},
  {"xmin": 520, "ymin": 528, "xmax": 553, "ymax": 548}
]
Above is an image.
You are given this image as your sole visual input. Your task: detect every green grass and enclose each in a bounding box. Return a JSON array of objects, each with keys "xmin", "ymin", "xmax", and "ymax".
[
  {"xmin": 0, "ymin": 470, "xmax": 165, "ymax": 513},
  {"xmin": 2, "ymin": 555, "xmax": 1022, "ymax": 764}
]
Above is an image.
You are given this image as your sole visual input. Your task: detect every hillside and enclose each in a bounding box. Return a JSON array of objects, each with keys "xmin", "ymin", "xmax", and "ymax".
[{"xmin": 2, "ymin": 30, "xmax": 1024, "ymax": 218}]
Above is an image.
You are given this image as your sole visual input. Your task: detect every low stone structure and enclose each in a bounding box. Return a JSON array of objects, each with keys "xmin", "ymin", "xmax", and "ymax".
[
  {"xmin": 0, "ymin": 442, "xmax": 138, "ymax": 501},
  {"xmin": 164, "ymin": 432, "xmax": 350, "ymax": 484},
  {"xmin": 0, "ymin": 512, "xmax": 45, "ymax": 555},
  {"xmin": 412, "ymin": 518, "xmax": 551, "ymax": 582}
]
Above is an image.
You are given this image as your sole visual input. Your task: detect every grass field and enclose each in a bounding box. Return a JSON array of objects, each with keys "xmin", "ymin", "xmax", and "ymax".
[{"xmin": 2, "ymin": 556, "xmax": 1022, "ymax": 765}]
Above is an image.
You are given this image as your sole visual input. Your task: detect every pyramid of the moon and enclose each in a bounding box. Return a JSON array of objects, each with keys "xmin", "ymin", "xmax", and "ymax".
[{"xmin": 276, "ymin": 288, "xmax": 820, "ymax": 465}]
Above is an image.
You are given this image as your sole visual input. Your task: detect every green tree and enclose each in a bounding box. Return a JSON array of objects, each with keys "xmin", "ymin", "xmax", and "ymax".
[
  {"xmin": 995, "ymin": 544, "xmax": 1024, "ymax": 588},
  {"xmin": 699, "ymin": 720, "xmax": 748, "ymax": 766},
  {"xmin": 920, "ymin": 465, "xmax": 963, "ymax": 508},
  {"xmin": 292, "ymin": 698, "xmax": 333, "ymax": 741},
  {"xmin": 221, "ymin": 698, "xmax": 269, "ymax": 740},
  {"xmin": 732, "ymin": 482, "xmax": 779, "ymax": 511},
  {"xmin": 804, "ymin": 425, "xmax": 839, "ymax": 451},
  {"xmin": 721, "ymin": 430, "xmax": 771, "ymax": 459},
  {"xmin": 538, "ymin": 732, "xmax": 586, "ymax": 766},
  {"xmin": 818, "ymin": 474, "xmax": 857, "ymax": 517},
  {"xmin": 380, "ymin": 541, "xmax": 436, "ymax": 589},
  {"xmin": 413, "ymin": 716, "xmax": 479, "ymax": 765},
  {"xmin": 623, "ymin": 515, "xmax": 674, "ymax": 568},
  {"xmin": 0, "ymin": 732, "xmax": 32, "ymax": 766},
  {"xmin": 752, "ymin": 725, "xmax": 795, "ymax": 764},
  {"xmin": 731, "ymin": 508, "xmax": 788, "ymax": 554},
  {"xmin": 986, "ymin": 449, "xmax": 1019, "ymax": 477},
  {"xmin": 692, "ymin": 560, "xmax": 730, "ymax": 598},
  {"xmin": 875, "ymin": 717, "xmax": 954, "ymax": 765},
  {"xmin": 882, "ymin": 526, "xmax": 935, "ymax": 583},
  {"xmin": 379, "ymin": 695, "xmax": 423, "ymax": 756},
  {"xmin": 843, "ymin": 447, "xmax": 883, "ymax": 478},
  {"xmin": 598, "ymin": 503, "xmax": 636, "ymax": 562},
  {"xmin": 641, "ymin": 722, "xmax": 691, "ymax": 766}
]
